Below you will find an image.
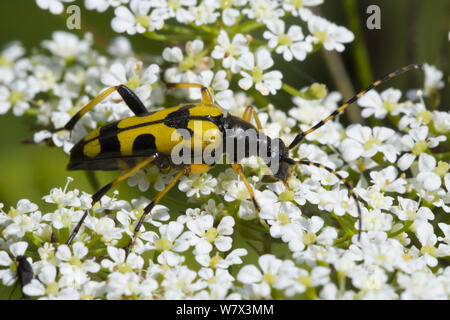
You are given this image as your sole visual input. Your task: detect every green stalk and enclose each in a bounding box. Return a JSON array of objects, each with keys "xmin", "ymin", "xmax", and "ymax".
[{"xmin": 343, "ymin": 0, "xmax": 374, "ymax": 87}]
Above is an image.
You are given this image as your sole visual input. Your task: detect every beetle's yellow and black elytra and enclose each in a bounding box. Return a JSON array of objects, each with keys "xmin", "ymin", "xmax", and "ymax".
[{"xmin": 53, "ymin": 64, "xmax": 422, "ymax": 253}]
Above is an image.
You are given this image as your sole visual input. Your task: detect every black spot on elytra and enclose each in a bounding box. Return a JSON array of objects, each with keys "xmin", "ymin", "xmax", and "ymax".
[
  {"xmin": 164, "ymin": 105, "xmax": 194, "ymax": 129},
  {"xmin": 99, "ymin": 123, "xmax": 121, "ymax": 153},
  {"xmin": 132, "ymin": 134, "xmax": 157, "ymax": 152}
]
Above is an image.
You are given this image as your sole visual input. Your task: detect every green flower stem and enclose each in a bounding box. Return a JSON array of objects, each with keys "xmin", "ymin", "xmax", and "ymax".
[
  {"xmin": 24, "ymin": 108, "xmax": 40, "ymax": 116},
  {"xmin": 343, "ymin": 0, "xmax": 374, "ymax": 88},
  {"xmin": 57, "ymin": 227, "xmax": 70, "ymax": 244},
  {"xmin": 434, "ymin": 152, "xmax": 450, "ymax": 161},
  {"xmin": 88, "ymin": 248, "xmax": 108, "ymax": 257},
  {"xmin": 25, "ymin": 231, "xmax": 44, "ymax": 248},
  {"xmin": 305, "ymin": 287, "xmax": 319, "ymax": 300},
  {"xmin": 188, "ymin": 23, "xmax": 220, "ymax": 36},
  {"xmin": 320, "ymin": 49, "xmax": 363, "ymax": 125},
  {"xmin": 281, "ymin": 83, "xmax": 309, "ymax": 99},
  {"xmin": 233, "ymin": 20, "xmax": 265, "ymax": 35},
  {"xmin": 144, "ymin": 31, "xmax": 201, "ymax": 42},
  {"xmin": 388, "ymin": 220, "xmax": 414, "ymax": 238},
  {"xmin": 332, "ymin": 213, "xmax": 356, "ymax": 238},
  {"xmin": 163, "ymin": 24, "xmax": 201, "ymax": 36}
]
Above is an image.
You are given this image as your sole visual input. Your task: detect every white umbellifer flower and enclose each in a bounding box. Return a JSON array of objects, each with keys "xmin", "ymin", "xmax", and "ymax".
[
  {"xmin": 433, "ymin": 173, "xmax": 450, "ymax": 213},
  {"xmin": 42, "ymin": 177, "xmax": 82, "ymax": 208},
  {"xmin": 397, "ymin": 271, "xmax": 446, "ymax": 299},
  {"xmin": 197, "ymin": 268, "xmax": 237, "ymax": 299},
  {"xmin": 358, "ymin": 186, "xmax": 393, "ymax": 211},
  {"xmin": 111, "ymin": 0, "xmax": 167, "ymax": 35},
  {"xmin": 108, "ymin": 36, "xmax": 133, "ymax": 57},
  {"xmin": 187, "ymin": 69, "xmax": 233, "ymax": 109},
  {"xmin": 289, "ymin": 92, "xmax": 345, "ymax": 146},
  {"xmin": 0, "ymin": 242, "xmax": 29, "ymax": 286},
  {"xmin": 307, "ymin": 14, "xmax": 354, "ymax": 52},
  {"xmin": 42, "ymin": 32, "xmax": 92, "ymax": 61},
  {"xmin": 36, "ymin": 0, "xmax": 75, "ymax": 14},
  {"xmin": 350, "ymin": 265, "xmax": 396, "ymax": 299},
  {"xmin": 189, "ymin": 0, "xmax": 220, "ymax": 25},
  {"xmin": 161, "ymin": 265, "xmax": 206, "ymax": 299},
  {"xmin": 392, "ymin": 197, "xmax": 434, "ymax": 224},
  {"xmin": 340, "ymin": 124, "xmax": 398, "ymax": 163},
  {"xmin": 23, "ymin": 265, "xmax": 80, "ymax": 299},
  {"xmin": 223, "ymin": 179, "xmax": 258, "ymax": 220},
  {"xmin": 85, "ymin": 0, "xmax": 129, "ymax": 12},
  {"xmin": 397, "ymin": 126, "xmax": 446, "ymax": 171},
  {"xmin": 432, "ymin": 111, "xmax": 450, "ymax": 134},
  {"xmin": 301, "ymin": 217, "xmax": 337, "ymax": 247},
  {"xmin": 0, "ymin": 77, "xmax": 40, "ymax": 116},
  {"xmin": 0, "ymin": 41, "xmax": 25, "ymax": 85},
  {"xmin": 178, "ymin": 173, "xmax": 218, "ymax": 199},
  {"xmin": 101, "ymin": 57, "xmax": 160, "ymax": 109},
  {"xmin": 282, "ymin": 0, "xmax": 323, "ymax": 18},
  {"xmin": 3, "ymin": 199, "xmax": 43, "ymax": 238},
  {"xmin": 415, "ymin": 153, "xmax": 446, "ymax": 191},
  {"xmin": 187, "ymin": 215, "xmax": 235, "ymax": 254},
  {"xmin": 237, "ymin": 254, "xmax": 289, "ymax": 299},
  {"xmin": 106, "ymin": 271, "xmax": 158, "ymax": 299},
  {"xmin": 369, "ymin": 166, "xmax": 406, "ymax": 193},
  {"xmin": 143, "ymin": 221, "xmax": 191, "ymax": 253},
  {"xmin": 165, "ymin": 0, "xmax": 195, "ymax": 23},
  {"xmin": 423, "ymin": 63, "xmax": 444, "ymax": 94},
  {"xmin": 398, "ymin": 101, "xmax": 435, "ymax": 130},
  {"xmin": 128, "ymin": 166, "xmax": 174, "ymax": 192},
  {"xmin": 243, "ymin": 0, "xmax": 284, "ymax": 24},
  {"xmin": 415, "ymin": 221, "xmax": 449, "ymax": 267},
  {"xmin": 356, "ymin": 233, "xmax": 404, "ymax": 272},
  {"xmin": 55, "ymin": 243, "xmax": 100, "ymax": 288},
  {"xmin": 238, "ymin": 48, "xmax": 283, "ymax": 95},
  {"xmin": 257, "ymin": 189, "xmax": 304, "ymax": 244},
  {"xmin": 101, "ymin": 246, "xmax": 144, "ymax": 273},
  {"xmin": 220, "ymin": 0, "xmax": 246, "ymax": 26},
  {"xmin": 116, "ymin": 198, "xmax": 169, "ymax": 241},
  {"xmin": 358, "ymin": 88, "xmax": 406, "ymax": 119},
  {"xmin": 320, "ymin": 188, "xmax": 356, "ymax": 218},
  {"xmin": 162, "ymin": 39, "xmax": 208, "ymax": 82},
  {"xmin": 276, "ymin": 265, "xmax": 330, "ymax": 297},
  {"xmin": 263, "ymin": 19, "xmax": 313, "ymax": 62},
  {"xmin": 362, "ymin": 207, "xmax": 394, "ymax": 233},
  {"xmin": 211, "ymin": 30, "xmax": 249, "ymax": 74},
  {"xmin": 195, "ymin": 248, "xmax": 248, "ymax": 269}
]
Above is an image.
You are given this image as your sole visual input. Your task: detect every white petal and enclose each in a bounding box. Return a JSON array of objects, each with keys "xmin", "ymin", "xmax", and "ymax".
[{"xmin": 237, "ymin": 265, "xmax": 262, "ymax": 284}]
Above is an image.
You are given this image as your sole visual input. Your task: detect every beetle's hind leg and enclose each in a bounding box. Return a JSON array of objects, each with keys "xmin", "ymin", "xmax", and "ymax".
[
  {"xmin": 53, "ymin": 85, "xmax": 148, "ymax": 134},
  {"xmin": 126, "ymin": 167, "xmax": 190, "ymax": 254},
  {"xmin": 232, "ymin": 163, "xmax": 261, "ymax": 212},
  {"xmin": 66, "ymin": 154, "xmax": 158, "ymax": 245}
]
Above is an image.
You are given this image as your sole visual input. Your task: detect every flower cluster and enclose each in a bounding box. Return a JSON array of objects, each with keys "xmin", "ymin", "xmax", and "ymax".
[{"xmin": 0, "ymin": 0, "xmax": 449, "ymax": 299}]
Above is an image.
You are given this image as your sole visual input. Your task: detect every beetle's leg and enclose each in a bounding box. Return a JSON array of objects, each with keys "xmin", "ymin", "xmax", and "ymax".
[
  {"xmin": 126, "ymin": 167, "xmax": 190, "ymax": 253},
  {"xmin": 288, "ymin": 64, "xmax": 422, "ymax": 150},
  {"xmin": 54, "ymin": 85, "xmax": 148, "ymax": 133},
  {"xmin": 241, "ymin": 105, "xmax": 263, "ymax": 130},
  {"xmin": 231, "ymin": 163, "xmax": 261, "ymax": 211},
  {"xmin": 66, "ymin": 154, "xmax": 158, "ymax": 245},
  {"xmin": 164, "ymin": 82, "xmax": 213, "ymax": 105},
  {"xmin": 294, "ymin": 159, "xmax": 362, "ymax": 240}
]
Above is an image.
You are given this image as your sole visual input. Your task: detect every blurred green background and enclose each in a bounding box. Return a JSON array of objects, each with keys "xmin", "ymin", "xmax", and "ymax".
[{"xmin": 0, "ymin": 0, "xmax": 448, "ymax": 211}]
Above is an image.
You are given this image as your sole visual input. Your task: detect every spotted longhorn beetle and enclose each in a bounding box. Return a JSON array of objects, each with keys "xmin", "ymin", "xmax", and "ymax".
[{"xmin": 51, "ymin": 64, "xmax": 421, "ymax": 252}]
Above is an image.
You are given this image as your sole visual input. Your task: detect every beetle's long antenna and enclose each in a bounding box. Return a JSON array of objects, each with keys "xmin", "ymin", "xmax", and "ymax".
[
  {"xmin": 288, "ymin": 64, "xmax": 422, "ymax": 150},
  {"xmin": 287, "ymin": 158, "xmax": 363, "ymax": 240}
]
